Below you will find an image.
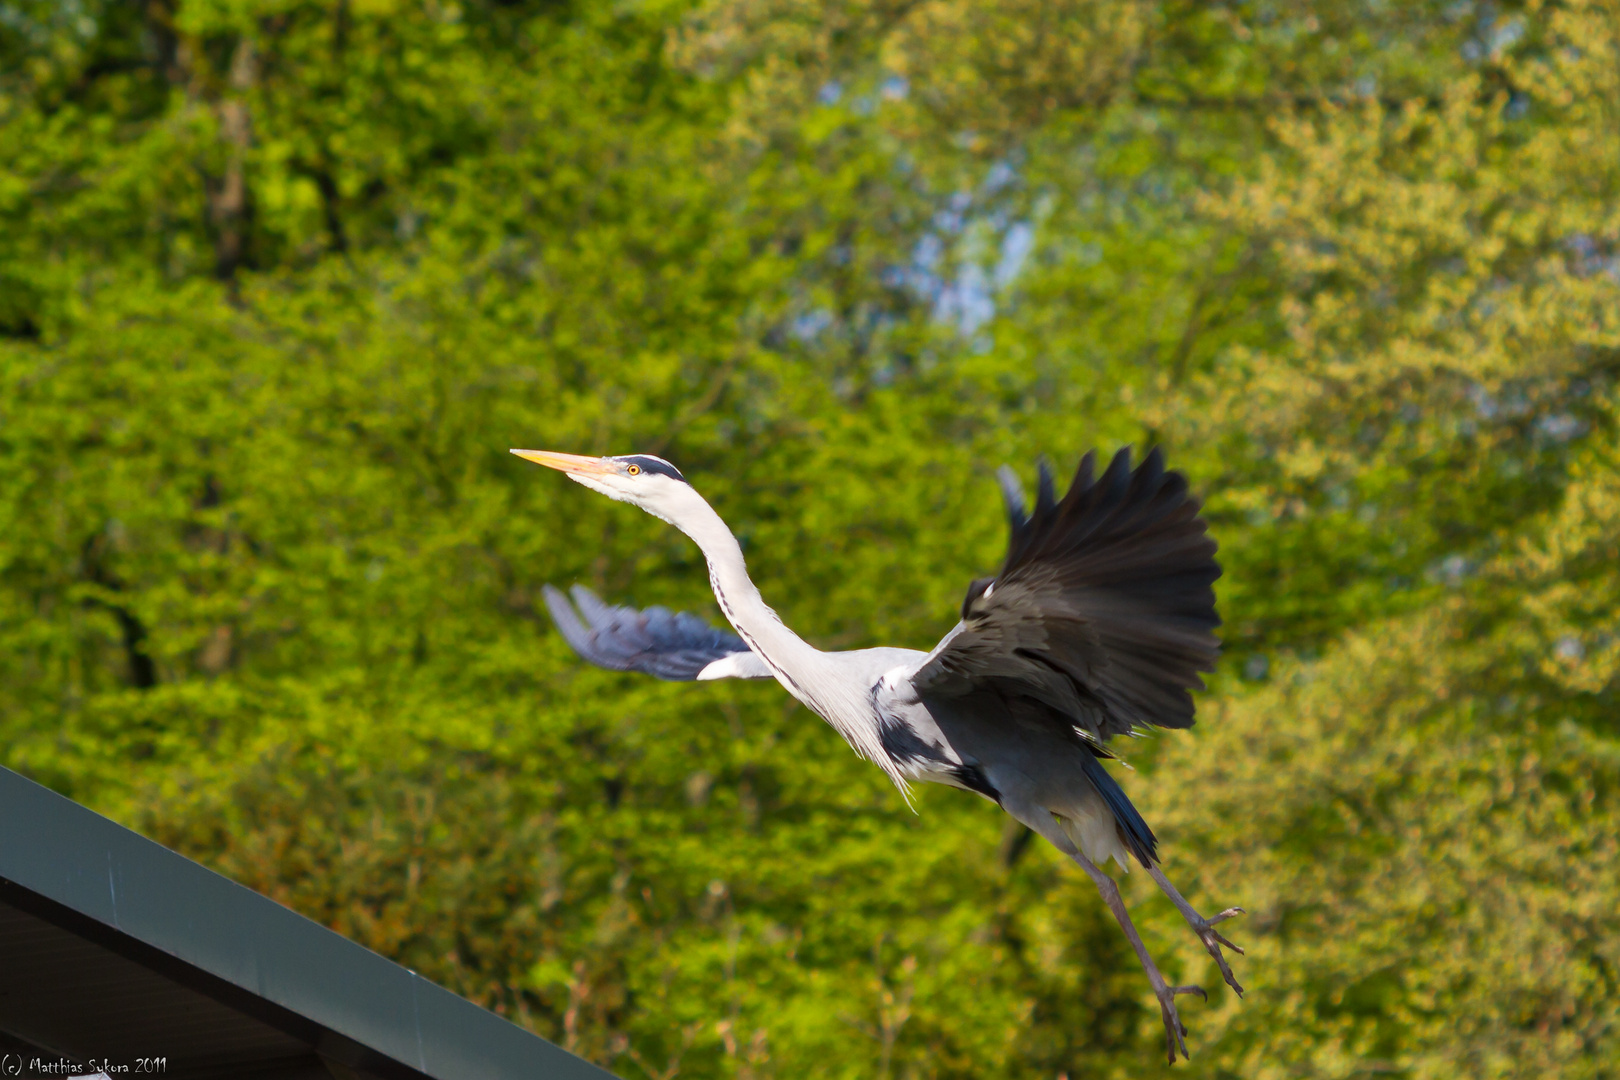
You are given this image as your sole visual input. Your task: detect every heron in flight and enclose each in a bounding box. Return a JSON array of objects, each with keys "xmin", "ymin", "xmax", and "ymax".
[{"xmin": 513, "ymin": 446, "xmax": 1242, "ymax": 1062}]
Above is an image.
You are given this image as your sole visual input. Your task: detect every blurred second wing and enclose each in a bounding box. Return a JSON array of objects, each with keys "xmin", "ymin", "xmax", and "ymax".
[{"xmin": 543, "ymin": 584, "xmax": 772, "ymax": 681}]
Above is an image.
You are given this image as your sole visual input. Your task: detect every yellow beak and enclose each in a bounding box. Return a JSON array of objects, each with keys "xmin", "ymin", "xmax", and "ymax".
[{"xmin": 510, "ymin": 449, "xmax": 618, "ymax": 477}]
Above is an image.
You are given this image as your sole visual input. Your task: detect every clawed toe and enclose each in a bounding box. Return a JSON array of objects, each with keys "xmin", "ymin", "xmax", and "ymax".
[
  {"xmin": 1145, "ymin": 867, "xmax": 1249, "ymax": 1003},
  {"xmin": 1192, "ymin": 911, "xmax": 1246, "ymax": 996},
  {"xmin": 1155, "ymin": 983, "xmax": 1206, "ymax": 1063},
  {"xmin": 1200, "ymin": 907, "xmax": 1246, "ymax": 950},
  {"xmin": 1088, "ymin": 860, "xmax": 1243, "ymax": 1064}
]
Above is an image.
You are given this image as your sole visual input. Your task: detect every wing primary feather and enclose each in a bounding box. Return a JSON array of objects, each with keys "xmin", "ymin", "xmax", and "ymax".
[
  {"xmin": 1090, "ymin": 447, "xmax": 1135, "ymax": 531},
  {"xmin": 997, "ymin": 465, "xmax": 1028, "ymax": 529},
  {"xmin": 542, "ymin": 585, "xmax": 595, "ymax": 654},
  {"xmin": 1056, "ymin": 450, "xmax": 1096, "ymax": 521},
  {"xmin": 569, "ymin": 584, "xmax": 616, "ymax": 626},
  {"xmin": 1036, "ymin": 458, "xmax": 1057, "ymax": 516},
  {"xmin": 1074, "ymin": 449, "xmax": 1096, "ymax": 491}
]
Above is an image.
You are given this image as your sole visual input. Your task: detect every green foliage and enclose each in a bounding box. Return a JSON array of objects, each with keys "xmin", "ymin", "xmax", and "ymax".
[{"xmin": 2, "ymin": 0, "xmax": 1617, "ymax": 1075}]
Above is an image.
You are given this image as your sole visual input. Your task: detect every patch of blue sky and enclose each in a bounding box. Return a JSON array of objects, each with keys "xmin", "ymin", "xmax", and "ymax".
[
  {"xmin": 936, "ymin": 264, "xmax": 995, "ymax": 335},
  {"xmin": 995, "ymin": 222, "xmax": 1034, "ymax": 289},
  {"xmin": 790, "ymin": 309, "xmax": 835, "ymax": 342}
]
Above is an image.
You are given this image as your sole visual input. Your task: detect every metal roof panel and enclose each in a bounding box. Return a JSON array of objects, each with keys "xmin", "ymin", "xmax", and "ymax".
[{"xmin": 0, "ymin": 766, "xmax": 615, "ymax": 1080}]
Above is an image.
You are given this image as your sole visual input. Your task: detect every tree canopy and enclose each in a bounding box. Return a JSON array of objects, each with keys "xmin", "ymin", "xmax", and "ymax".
[{"xmin": 2, "ymin": 0, "xmax": 1617, "ymax": 1075}]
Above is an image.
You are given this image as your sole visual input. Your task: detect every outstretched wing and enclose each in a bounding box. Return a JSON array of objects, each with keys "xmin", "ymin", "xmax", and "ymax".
[
  {"xmin": 543, "ymin": 584, "xmax": 772, "ymax": 681},
  {"xmin": 909, "ymin": 447, "xmax": 1220, "ymax": 740}
]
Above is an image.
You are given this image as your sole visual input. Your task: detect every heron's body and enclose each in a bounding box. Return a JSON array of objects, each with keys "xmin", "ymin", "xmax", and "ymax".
[
  {"xmin": 713, "ymin": 639, "xmax": 1140, "ymax": 866},
  {"xmin": 886, "ymin": 683, "xmax": 1147, "ymax": 869},
  {"xmin": 516, "ymin": 445, "xmax": 1243, "ymax": 1063}
]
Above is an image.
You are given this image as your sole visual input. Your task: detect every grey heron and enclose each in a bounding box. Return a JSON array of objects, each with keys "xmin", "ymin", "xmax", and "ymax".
[{"xmin": 513, "ymin": 446, "xmax": 1242, "ymax": 1063}]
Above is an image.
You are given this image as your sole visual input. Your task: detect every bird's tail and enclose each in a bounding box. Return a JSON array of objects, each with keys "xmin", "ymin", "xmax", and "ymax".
[{"xmin": 1078, "ymin": 751, "xmax": 1159, "ymax": 869}]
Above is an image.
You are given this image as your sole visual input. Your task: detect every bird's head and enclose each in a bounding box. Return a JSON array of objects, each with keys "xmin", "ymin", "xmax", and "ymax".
[{"xmin": 511, "ymin": 449, "xmax": 695, "ymax": 524}]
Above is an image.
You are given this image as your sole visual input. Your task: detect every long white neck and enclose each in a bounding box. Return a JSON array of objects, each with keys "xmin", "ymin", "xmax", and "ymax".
[
  {"xmin": 663, "ymin": 489, "xmax": 825, "ymax": 697},
  {"xmin": 655, "ymin": 484, "xmax": 907, "ymax": 792}
]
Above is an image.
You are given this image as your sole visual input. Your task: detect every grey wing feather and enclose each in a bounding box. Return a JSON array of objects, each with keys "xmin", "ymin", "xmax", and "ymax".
[
  {"xmin": 543, "ymin": 584, "xmax": 770, "ymax": 681},
  {"xmin": 912, "ymin": 446, "xmax": 1220, "ymax": 740}
]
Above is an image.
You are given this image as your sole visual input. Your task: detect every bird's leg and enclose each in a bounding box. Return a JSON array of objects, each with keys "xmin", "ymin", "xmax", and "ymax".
[
  {"xmin": 1145, "ymin": 863, "xmax": 1246, "ymax": 997},
  {"xmin": 1070, "ymin": 849, "xmax": 1205, "ymax": 1065}
]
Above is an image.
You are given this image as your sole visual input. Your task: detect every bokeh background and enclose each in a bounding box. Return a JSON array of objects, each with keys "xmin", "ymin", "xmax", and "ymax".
[{"xmin": 3, "ymin": 0, "xmax": 1618, "ymax": 1075}]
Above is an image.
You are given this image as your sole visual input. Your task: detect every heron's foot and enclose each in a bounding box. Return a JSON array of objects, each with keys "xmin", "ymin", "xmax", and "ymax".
[
  {"xmin": 1190, "ymin": 907, "xmax": 1246, "ymax": 996},
  {"xmin": 1153, "ymin": 981, "xmax": 1206, "ymax": 1065},
  {"xmin": 1072, "ymin": 852, "xmax": 1218, "ymax": 1064},
  {"xmin": 1144, "ymin": 865, "xmax": 1248, "ymax": 998}
]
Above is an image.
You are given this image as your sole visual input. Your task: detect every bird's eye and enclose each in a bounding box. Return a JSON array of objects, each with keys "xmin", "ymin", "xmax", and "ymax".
[{"xmin": 627, "ymin": 463, "xmax": 641, "ymax": 476}]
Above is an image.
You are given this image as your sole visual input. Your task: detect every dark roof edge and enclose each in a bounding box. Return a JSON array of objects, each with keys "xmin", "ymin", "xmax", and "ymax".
[{"xmin": 0, "ymin": 766, "xmax": 615, "ymax": 1080}]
